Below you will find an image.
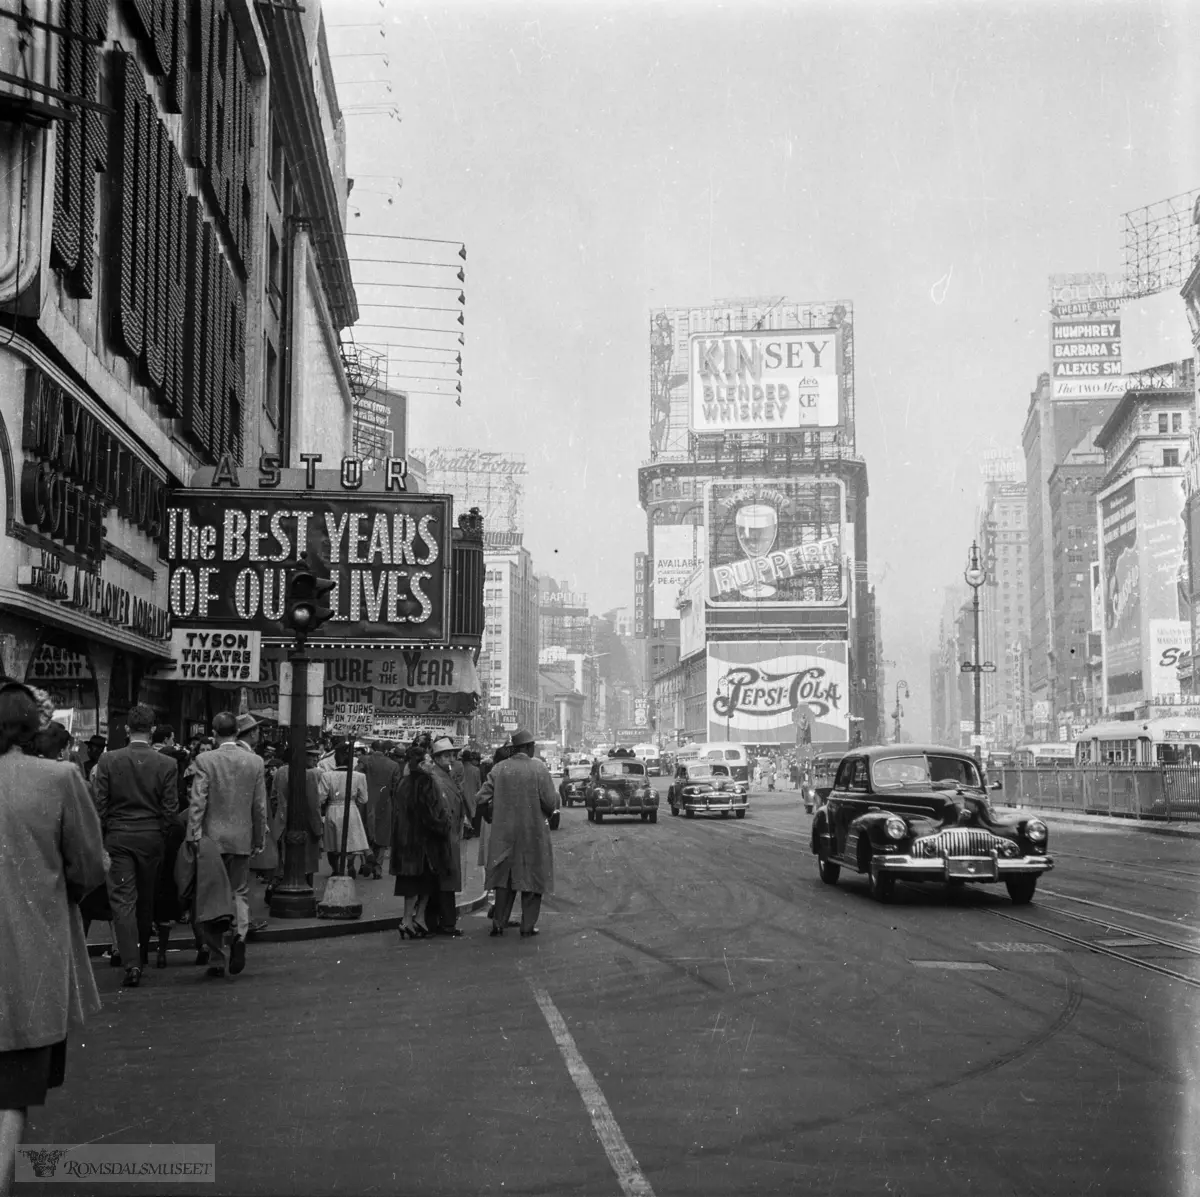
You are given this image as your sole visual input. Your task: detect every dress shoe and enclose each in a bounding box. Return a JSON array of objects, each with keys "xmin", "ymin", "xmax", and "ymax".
[
  {"xmin": 122, "ymin": 966, "xmax": 142, "ymax": 987},
  {"xmin": 107, "ymin": 950, "xmax": 122, "ymax": 968},
  {"xmin": 439, "ymin": 927, "xmax": 464, "ymax": 938},
  {"xmin": 519, "ymin": 928, "xmax": 540, "ymax": 938},
  {"xmin": 195, "ymin": 948, "xmax": 211, "ymax": 966},
  {"xmin": 489, "ymin": 925, "xmax": 503, "ymax": 937},
  {"xmin": 229, "ymin": 936, "xmax": 247, "ymax": 976},
  {"xmin": 205, "ymin": 965, "xmax": 226, "ymax": 979}
]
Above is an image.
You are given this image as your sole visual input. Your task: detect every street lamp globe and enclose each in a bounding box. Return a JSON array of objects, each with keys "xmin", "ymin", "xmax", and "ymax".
[{"xmin": 964, "ymin": 541, "xmax": 986, "ymax": 589}]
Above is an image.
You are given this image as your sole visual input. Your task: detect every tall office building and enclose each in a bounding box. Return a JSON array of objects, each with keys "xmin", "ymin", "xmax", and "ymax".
[
  {"xmin": 481, "ymin": 547, "xmax": 539, "ymax": 733},
  {"xmin": 1022, "ymin": 373, "xmax": 1120, "ymax": 734}
]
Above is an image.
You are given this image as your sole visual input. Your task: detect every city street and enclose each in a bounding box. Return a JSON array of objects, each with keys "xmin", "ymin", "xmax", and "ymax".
[{"xmin": 22, "ymin": 784, "xmax": 1200, "ymax": 1197}]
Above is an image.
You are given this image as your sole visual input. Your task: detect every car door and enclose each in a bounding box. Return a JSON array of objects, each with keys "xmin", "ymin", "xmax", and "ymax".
[{"xmin": 829, "ymin": 756, "xmax": 868, "ymax": 857}]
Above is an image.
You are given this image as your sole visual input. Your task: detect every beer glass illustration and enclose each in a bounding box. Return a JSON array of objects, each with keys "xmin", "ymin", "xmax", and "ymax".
[{"xmin": 734, "ymin": 503, "xmax": 777, "ymax": 597}]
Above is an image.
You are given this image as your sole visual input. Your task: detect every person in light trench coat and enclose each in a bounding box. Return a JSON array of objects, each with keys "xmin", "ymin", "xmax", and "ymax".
[
  {"xmin": 476, "ymin": 730, "xmax": 558, "ymax": 937},
  {"xmin": 0, "ymin": 682, "xmax": 105, "ymax": 1194},
  {"xmin": 427, "ymin": 738, "xmax": 476, "ymax": 937}
]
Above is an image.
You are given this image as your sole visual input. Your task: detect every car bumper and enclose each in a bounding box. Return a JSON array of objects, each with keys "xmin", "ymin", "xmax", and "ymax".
[
  {"xmin": 596, "ymin": 800, "xmax": 660, "ymax": 813},
  {"xmin": 680, "ymin": 798, "xmax": 748, "ymax": 813},
  {"xmin": 874, "ymin": 853, "xmax": 1054, "ymax": 882}
]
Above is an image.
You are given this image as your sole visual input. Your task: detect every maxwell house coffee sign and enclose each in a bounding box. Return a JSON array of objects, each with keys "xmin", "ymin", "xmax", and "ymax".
[
  {"xmin": 707, "ymin": 640, "xmax": 848, "ymax": 745},
  {"xmin": 164, "ymin": 476, "xmax": 451, "ymax": 644}
]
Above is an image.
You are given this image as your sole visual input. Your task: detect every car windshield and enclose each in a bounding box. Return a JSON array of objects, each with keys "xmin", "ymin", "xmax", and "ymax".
[
  {"xmin": 566, "ymin": 767, "xmax": 591, "ymax": 780},
  {"xmin": 872, "ymin": 755, "xmax": 982, "ymax": 789},
  {"xmin": 600, "ymin": 761, "xmax": 646, "ymax": 777},
  {"xmin": 724, "ymin": 750, "xmax": 741, "ymax": 761},
  {"xmin": 686, "ymin": 765, "xmax": 714, "ymax": 778}
]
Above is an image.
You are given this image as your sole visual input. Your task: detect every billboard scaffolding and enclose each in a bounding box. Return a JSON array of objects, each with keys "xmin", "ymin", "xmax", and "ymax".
[{"xmin": 1122, "ymin": 190, "xmax": 1200, "ymax": 300}]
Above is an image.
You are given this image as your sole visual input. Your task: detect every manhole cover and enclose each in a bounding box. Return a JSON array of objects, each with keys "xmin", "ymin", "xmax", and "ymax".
[
  {"xmin": 1094, "ymin": 937, "xmax": 1156, "ymax": 948},
  {"xmin": 975, "ymin": 942, "xmax": 1060, "ymax": 953},
  {"xmin": 910, "ymin": 960, "xmax": 998, "ymax": 971}
]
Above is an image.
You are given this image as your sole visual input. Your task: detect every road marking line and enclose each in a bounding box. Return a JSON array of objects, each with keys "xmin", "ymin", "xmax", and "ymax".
[
  {"xmin": 975, "ymin": 941, "xmax": 1061, "ymax": 954},
  {"xmin": 528, "ymin": 981, "xmax": 655, "ymax": 1197},
  {"xmin": 911, "ymin": 960, "xmax": 998, "ymax": 970},
  {"xmin": 1094, "ymin": 936, "xmax": 1156, "ymax": 948}
]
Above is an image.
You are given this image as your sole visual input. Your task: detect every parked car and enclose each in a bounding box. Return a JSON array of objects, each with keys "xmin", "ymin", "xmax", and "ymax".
[
  {"xmin": 810, "ymin": 744, "xmax": 1053, "ymax": 904},
  {"xmin": 668, "ymin": 761, "xmax": 750, "ymax": 819},
  {"xmin": 559, "ymin": 764, "xmax": 592, "ymax": 807},
  {"xmin": 585, "ymin": 756, "xmax": 658, "ymax": 823}
]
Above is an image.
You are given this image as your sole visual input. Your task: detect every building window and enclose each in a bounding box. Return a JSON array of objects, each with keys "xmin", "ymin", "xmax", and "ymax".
[
  {"xmin": 264, "ymin": 338, "xmax": 278, "ymax": 426},
  {"xmin": 1159, "ymin": 413, "xmax": 1169, "ymax": 434},
  {"xmin": 1164, "ymin": 448, "xmax": 1180, "ymax": 467},
  {"xmin": 267, "ymin": 224, "xmax": 282, "ymax": 305},
  {"xmin": 1173, "ymin": 412, "xmax": 1183, "ymax": 433}
]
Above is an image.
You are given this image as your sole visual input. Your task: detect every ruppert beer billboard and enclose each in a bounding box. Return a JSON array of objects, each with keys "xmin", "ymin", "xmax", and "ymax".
[
  {"xmin": 705, "ymin": 478, "xmax": 845, "ymax": 607},
  {"xmin": 164, "ymin": 464, "xmax": 451, "ymax": 643},
  {"xmin": 689, "ymin": 329, "xmax": 841, "ymax": 433},
  {"xmin": 707, "ymin": 640, "xmax": 848, "ymax": 745}
]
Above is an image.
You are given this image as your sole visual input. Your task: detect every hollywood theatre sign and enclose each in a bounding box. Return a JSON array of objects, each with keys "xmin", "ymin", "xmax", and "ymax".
[{"xmin": 165, "ymin": 464, "xmax": 452, "ymax": 644}]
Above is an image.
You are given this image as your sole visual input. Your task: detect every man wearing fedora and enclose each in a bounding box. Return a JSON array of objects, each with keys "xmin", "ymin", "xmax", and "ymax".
[
  {"xmin": 475, "ymin": 728, "xmax": 559, "ymax": 938},
  {"xmin": 187, "ymin": 712, "xmax": 268, "ymax": 977},
  {"xmin": 90, "ymin": 703, "xmax": 179, "ymax": 987},
  {"xmin": 428, "ymin": 737, "xmax": 476, "ymax": 937}
]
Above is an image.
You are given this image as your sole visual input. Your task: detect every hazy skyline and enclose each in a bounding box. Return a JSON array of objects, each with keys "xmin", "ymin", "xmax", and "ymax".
[{"xmin": 329, "ymin": 0, "xmax": 1197, "ymax": 737}]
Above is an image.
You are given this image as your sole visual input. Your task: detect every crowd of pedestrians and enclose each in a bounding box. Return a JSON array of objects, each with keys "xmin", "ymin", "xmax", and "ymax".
[{"xmin": 0, "ymin": 675, "xmax": 561, "ymax": 1193}]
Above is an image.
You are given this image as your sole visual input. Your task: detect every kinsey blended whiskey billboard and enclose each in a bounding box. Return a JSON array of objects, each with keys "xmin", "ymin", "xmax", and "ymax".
[
  {"xmin": 164, "ymin": 464, "xmax": 451, "ymax": 643},
  {"xmin": 706, "ymin": 640, "xmax": 848, "ymax": 745},
  {"xmin": 689, "ymin": 329, "xmax": 841, "ymax": 433},
  {"xmin": 705, "ymin": 478, "xmax": 845, "ymax": 607}
]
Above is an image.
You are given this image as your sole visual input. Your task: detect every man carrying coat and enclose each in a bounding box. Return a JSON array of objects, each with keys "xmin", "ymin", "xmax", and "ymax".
[
  {"xmin": 475, "ymin": 729, "xmax": 559, "ymax": 938},
  {"xmin": 427, "ymin": 737, "xmax": 475, "ymax": 937}
]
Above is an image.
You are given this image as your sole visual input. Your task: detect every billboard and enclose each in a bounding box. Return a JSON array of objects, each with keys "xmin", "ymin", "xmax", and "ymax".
[
  {"xmin": 705, "ymin": 478, "xmax": 845, "ymax": 607},
  {"xmin": 706, "ymin": 640, "xmax": 848, "ymax": 745},
  {"xmin": 1101, "ymin": 482, "xmax": 1140, "ymax": 702},
  {"xmin": 421, "ymin": 449, "xmax": 524, "ymax": 537},
  {"xmin": 1051, "ymin": 318, "xmax": 1122, "ymax": 399},
  {"xmin": 678, "ymin": 569, "xmax": 707, "ymax": 660},
  {"xmin": 164, "ymin": 488, "xmax": 452, "ymax": 643},
  {"xmin": 653, "ymin": 524, "xmax": 703, "ymax": 615},
  {"xmin": 689, "ymin": 329, "xmax": 840, "ymax": 433},
  {"xmin": 1149, "ymin": 620, "xmax": 1190, "ymax": 698}
]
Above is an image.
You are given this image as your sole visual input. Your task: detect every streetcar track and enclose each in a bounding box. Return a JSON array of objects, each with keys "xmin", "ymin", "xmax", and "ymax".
[
  {"xmin": 987, "ymin": 908, "xmax": 1200, "ymax": 987},
  {"xmin": 1034, "ymin": 901, "xmax": 1200, "ymax": 957},
  {"xmin": 1054, "ymin": 849, "xmax": 1200, "ymax": 881}
]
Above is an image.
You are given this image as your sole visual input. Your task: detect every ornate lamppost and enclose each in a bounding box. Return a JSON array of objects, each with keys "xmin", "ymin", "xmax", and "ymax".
[{"xmin": 960, "ymin": 542, "xmax": 996, "ymax": 765}]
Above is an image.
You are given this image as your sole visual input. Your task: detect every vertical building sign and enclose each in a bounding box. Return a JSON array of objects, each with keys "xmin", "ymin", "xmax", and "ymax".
[
  {"xmin": 633, "ymin": 551, "xmax": 647, "ymax": 638},
  {"xmin": 1101, "ymin": 483, "xmax": 1140, "ymax": 703}
]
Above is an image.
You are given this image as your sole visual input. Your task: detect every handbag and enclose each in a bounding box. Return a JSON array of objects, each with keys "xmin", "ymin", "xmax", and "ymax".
[{"xmin": 477, "ymin": 795, "xmax": 493, "ymax": 824}]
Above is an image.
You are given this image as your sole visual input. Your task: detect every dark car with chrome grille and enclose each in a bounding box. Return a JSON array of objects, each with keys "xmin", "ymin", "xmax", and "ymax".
[
  {"xmin": 811, "ymin": 744, "xmax": 1052, "ymax": 903},
  {"xmin": 559, "ymin": 764, "xmax": 592, "ymax": 807},
  {"xmin": 668, "ymin": 762, "xmax": 749, "ymax": 819},
  {"xmin": 585, "ymin": 756, "xmax": 659, "ymax": 824}
]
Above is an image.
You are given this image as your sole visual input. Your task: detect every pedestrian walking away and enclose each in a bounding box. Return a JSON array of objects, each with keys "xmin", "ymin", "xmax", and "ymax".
[
  {"xmin": 320, "ymin": 744, "xmax": 370, "ymax": 876},
  {"xmin": 475, "ymin": 728, "xmax": 559, "ymax": 938},
  {"xmin": 360, "ymin": 741, "xmax": 400, "ymax": 879},
  {"xmin": 90, "ymin": 703, "xmax": 179, "ymax": 988},
  {"xmin": 0, "ymin": 681, "xmax": 105, "ymax": 1196},
  {"xmin": 187, "ymin": 712, "xmax": 268, "ymax": 978}
]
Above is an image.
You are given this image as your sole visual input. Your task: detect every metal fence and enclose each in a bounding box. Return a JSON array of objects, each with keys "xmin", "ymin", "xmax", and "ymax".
[{"xmin": 999, "ymin": 766, "xmax": 1200, "ymax": 821}]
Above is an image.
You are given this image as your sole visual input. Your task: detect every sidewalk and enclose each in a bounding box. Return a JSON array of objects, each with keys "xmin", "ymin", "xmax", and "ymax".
[
  {"xmin": 999, "ymin": 803, "xmax": 1200, "ymax": 841},
  {"xmin": 86, "ymin": 856, "xmax": 490, "ymax": 954}
]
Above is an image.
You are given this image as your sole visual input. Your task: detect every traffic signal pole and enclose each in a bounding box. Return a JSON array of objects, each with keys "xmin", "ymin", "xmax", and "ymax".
[{"xmin": 269, "ymin": 641, "xmax": 316, "ymax": 918}]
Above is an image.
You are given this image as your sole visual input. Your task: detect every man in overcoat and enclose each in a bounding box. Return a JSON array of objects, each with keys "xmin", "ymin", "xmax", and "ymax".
[
  {"xmin": 187, "ymin": 712, "xmax": 267, "ymax": 978},
  {"xmin": 475, "ymin": 729, "xmax": 559, "ymax": 937},
  {"xmin": 428, "ymin": 737, "xmax": 476, "ymax": 936},
  {"xmin": 360, "ymin": 741, "xmax": 400, "ymax": 879},
  {"xmin": 91, "ymin": 703, "xmax": 179, "ymax": 986}
]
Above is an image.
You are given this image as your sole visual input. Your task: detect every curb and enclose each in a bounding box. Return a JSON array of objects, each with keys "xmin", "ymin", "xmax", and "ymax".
[
  {"xmin": 87, "ymin": 891, "xmax": 491, "ymax": 956},
  {"xmin": 1003, "ymin": 807, "xmax": 1200, "ymax": 841}
]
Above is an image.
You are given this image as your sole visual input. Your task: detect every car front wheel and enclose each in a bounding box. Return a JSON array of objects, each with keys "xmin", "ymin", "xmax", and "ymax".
[
  {"xmin": 685, "ymin": 809, "xmax": 695, "ymax": 819},
  {"xmin": 817, "ymin": 853, "xmax": 840, "ymax": 885},
  {"xmin": 1005, "ymin": 876, "xmax": 1038, "ymax": 905},
  {"xmin": 649, "ymin": 811, "xmax": 657, "ymax": 824},
  {"xmin": 735, "ymin": 810, "xmax": 746, "ymax": 819}
]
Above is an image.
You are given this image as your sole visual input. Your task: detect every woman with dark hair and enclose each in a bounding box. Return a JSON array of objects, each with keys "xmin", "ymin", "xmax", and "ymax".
[
  {"xmin": 389, "ymin": 741, "xmax": 451, "ymax": 939},
  {"xmin": 0, "ymin": 683, "xmax": 105, "ymax": 1193}
]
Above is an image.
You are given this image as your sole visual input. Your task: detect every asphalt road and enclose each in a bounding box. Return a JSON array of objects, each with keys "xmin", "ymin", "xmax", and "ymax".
[{"xmin": 22, "ymin": 782, "xmax": 1200, "ymax": 1197}]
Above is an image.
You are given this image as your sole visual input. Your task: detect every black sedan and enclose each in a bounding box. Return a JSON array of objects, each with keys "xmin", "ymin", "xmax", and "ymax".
[
  {"xmin": 559, "ymin": 765, "xmax": 592, "ymax": 807},
  {"xmin": 584, "ymin": 757, "xmax": 659, "ymax": 823},
  {"xmin": 810, "ymin": 744, "xmax": 1053, "ymax": 904},
  {"xmin": 667, "ymin": 762, "xmax": 749, "ymax": 819}
]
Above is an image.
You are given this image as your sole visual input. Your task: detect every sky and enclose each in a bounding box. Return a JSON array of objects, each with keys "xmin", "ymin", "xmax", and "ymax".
[{"xmin": 326, "ymin": 0, "xmax": 1198, "ymax": 738}]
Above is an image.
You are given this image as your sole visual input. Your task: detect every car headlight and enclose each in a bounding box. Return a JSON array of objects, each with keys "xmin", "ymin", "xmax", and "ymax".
[
  {"xmin": 1024, "ymin": 818, "xmax": 1048, "ymax": 844},
  {"xmin": 885, "ymin": 817, "xmax": 907, "ymax": 840}
]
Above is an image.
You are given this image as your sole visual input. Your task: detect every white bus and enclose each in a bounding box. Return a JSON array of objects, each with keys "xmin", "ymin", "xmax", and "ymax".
[
  {"xmin": 1013, "ymin": 742, "xmax": 1076, "ymax": 768},
  {"xmin": 632, "ymin": 743, "xmax": 661, "ymax": 776},
  {"xmin": 1073, "ymin": 719, "xmax": 1200, "ymax": 766}
]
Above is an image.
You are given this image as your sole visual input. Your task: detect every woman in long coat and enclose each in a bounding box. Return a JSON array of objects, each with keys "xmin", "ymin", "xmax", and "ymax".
[
  {"xmin": 389, "ymin": 743, "xmax": 451, "ymax": 938},
  {"xmin": 0, "ymin": 682, "xmax": 105, "ymax": 1190},
  {"xmin": 427, "ymin": 740, "xmax": 476, "ymax": 937},
  {"xmin": 320, "ymin": 743, "xmax": 370, "ymax": 875}
]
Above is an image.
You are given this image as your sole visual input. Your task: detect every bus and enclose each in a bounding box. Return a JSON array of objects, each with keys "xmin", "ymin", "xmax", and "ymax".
[
  {"xmin": 1072, "ymin": 719, "xmax": 1200, "ymax": 766},
  {"xmin": 1013, "ymin": 743, "xmax": 1076, "ymax": 768},
  {"xmin": 632, "ymin": 743, "xmax": 662, "ymax": 775}
]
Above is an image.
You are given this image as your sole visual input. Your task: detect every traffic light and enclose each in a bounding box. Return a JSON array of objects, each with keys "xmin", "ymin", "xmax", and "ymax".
[{"xmin": 284, "ymin": 556, "xmax": 334, "ymax": 643}]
